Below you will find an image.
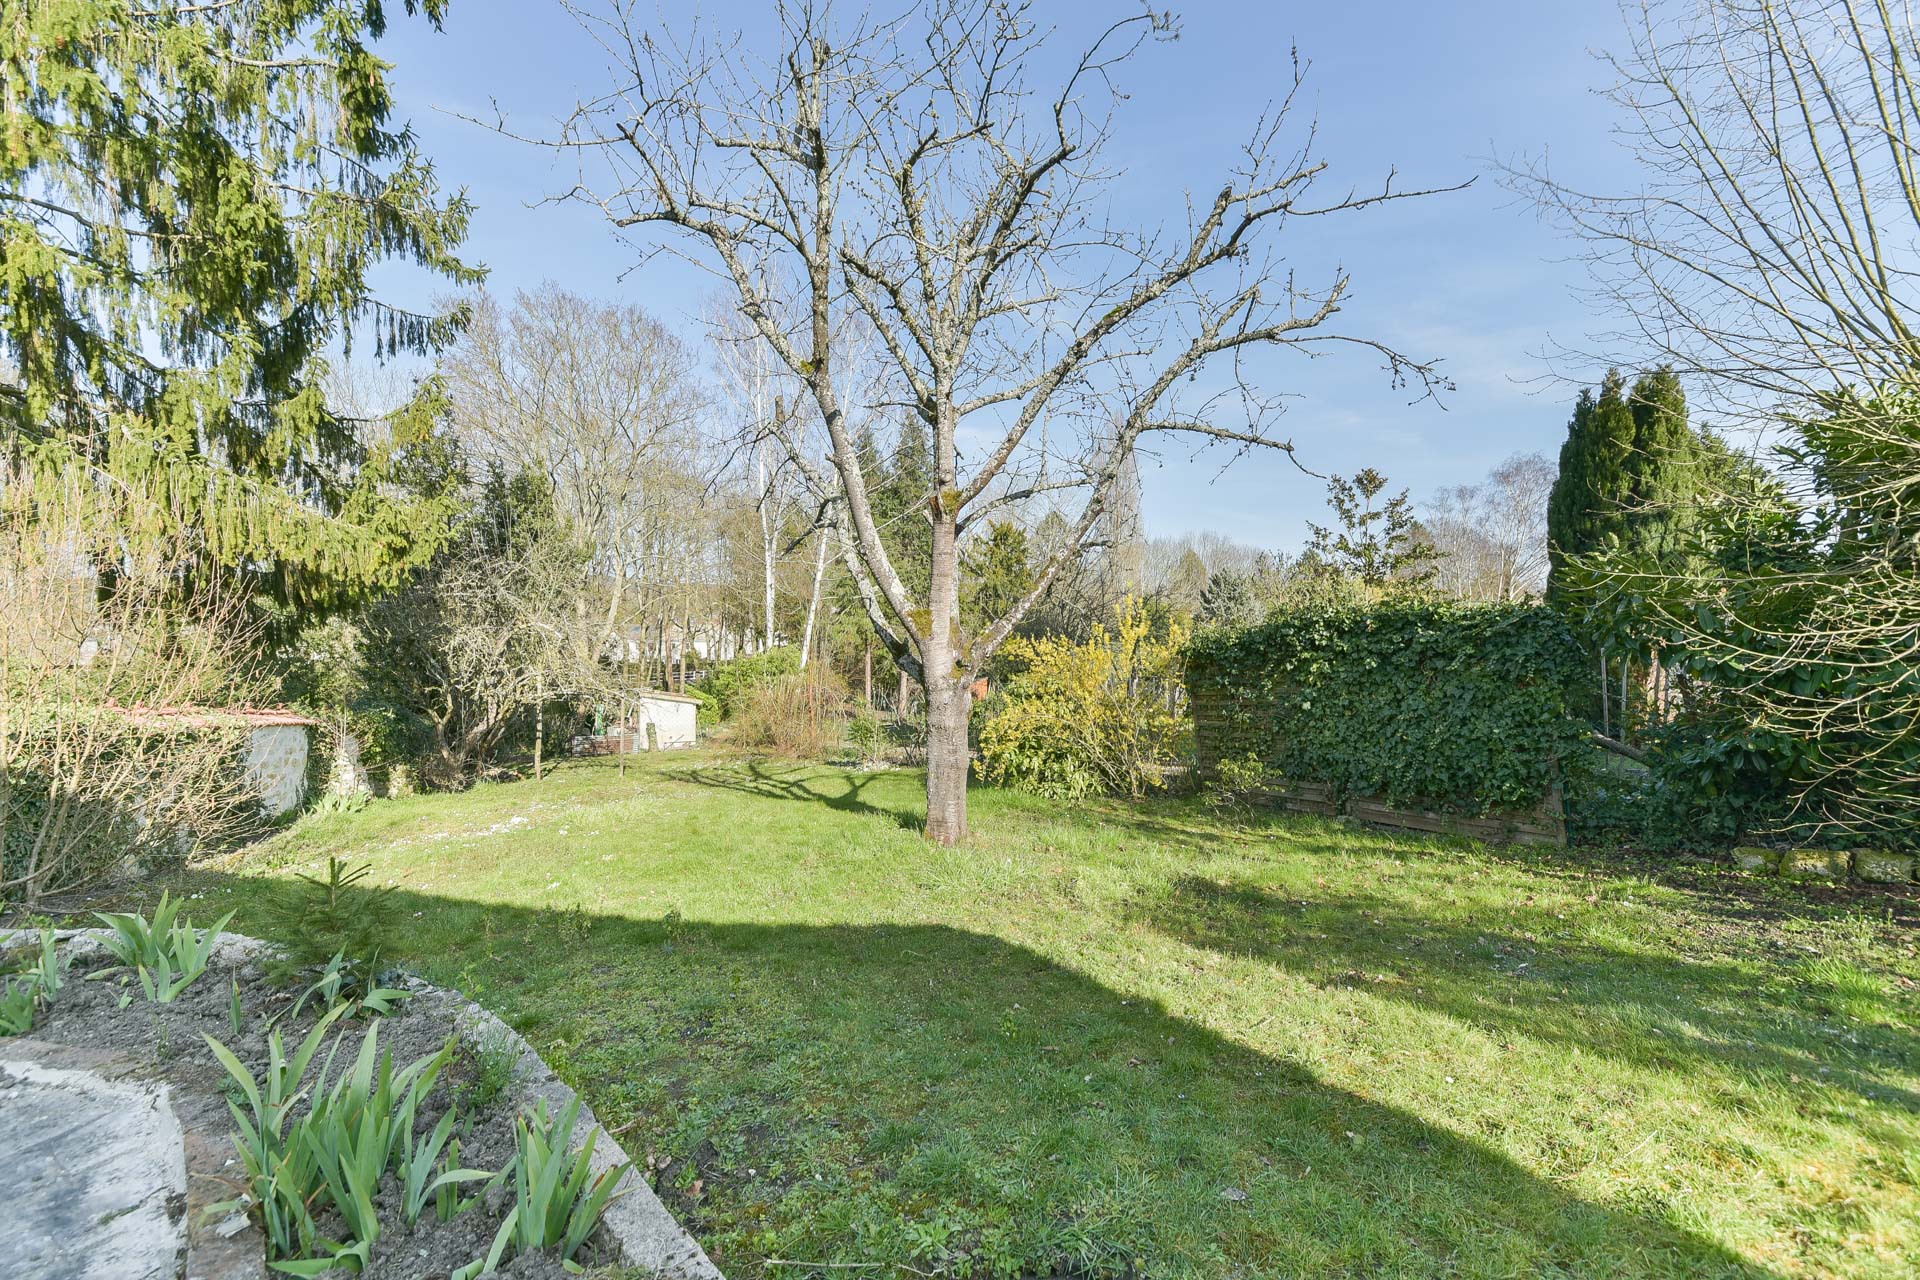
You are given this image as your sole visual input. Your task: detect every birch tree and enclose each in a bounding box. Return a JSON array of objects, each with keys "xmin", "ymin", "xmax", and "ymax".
[
  {"xmin": 526, "ymin": 1, "xmax": 1457, "ymax": 842},
  {"xmin": 1426, "ymin": 452, "xmax": 1555, "ymax": 602}
]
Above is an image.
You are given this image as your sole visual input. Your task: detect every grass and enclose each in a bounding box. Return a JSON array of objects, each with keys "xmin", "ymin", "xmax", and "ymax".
[{"xmin": 171, "ymin": 752, "xmax": 1919, "ymax": 1279}]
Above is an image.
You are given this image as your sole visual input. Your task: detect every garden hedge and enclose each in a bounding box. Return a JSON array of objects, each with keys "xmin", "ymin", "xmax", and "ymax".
[{"xmin": 1186, "ymin": 599, "xmax": 1587, "ymax": 814}]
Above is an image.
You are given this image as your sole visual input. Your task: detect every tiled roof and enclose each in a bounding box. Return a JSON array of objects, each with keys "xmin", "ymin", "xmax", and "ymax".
[{"xmin": 105, "ymin": 704, "xmax": 320, "ymax": 728}]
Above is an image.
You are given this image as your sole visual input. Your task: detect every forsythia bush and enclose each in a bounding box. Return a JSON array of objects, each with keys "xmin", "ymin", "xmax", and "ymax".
[{"xmin": 979, "ymin": 600, "xmax": 1189, "ymax": 800}]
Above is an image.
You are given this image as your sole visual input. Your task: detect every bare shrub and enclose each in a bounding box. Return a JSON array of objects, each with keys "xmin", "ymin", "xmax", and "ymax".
[
  {"xmin": 0, "ymin": 476, "xmax": 267, "ymax": 906},
  {"xmin": 726, "ymin": 669, "xmax": 852, "ymax": 759}
]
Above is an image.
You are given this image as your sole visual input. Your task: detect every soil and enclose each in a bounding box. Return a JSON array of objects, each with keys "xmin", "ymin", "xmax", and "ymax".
[{"xmin": 5, "ymin": 933, "xmax": 625, "ymax": 1280}]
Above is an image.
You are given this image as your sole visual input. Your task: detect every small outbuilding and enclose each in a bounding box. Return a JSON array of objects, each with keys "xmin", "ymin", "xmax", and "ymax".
[
  {"xmin": 127, "ymin": 706, "xmax": 319, "ymax": 816},
  {"xmin": 576, "ymin": 690, "xmax": 701, "ymax": 755},
  {"xmin": 631, "ymin": 690, "xmax": 701, "ymax": 749}
]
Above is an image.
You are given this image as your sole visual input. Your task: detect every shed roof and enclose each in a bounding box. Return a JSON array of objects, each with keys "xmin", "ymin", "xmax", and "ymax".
[
  {"xmin": 111, "ymin": 704, "xmax": 320, "ymax": 728},
  {"xmin": 631, "ymin": 689, "xmax": 703, "ymax": 706}
]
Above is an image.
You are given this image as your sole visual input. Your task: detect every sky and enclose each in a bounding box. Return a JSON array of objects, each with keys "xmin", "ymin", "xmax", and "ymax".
[{"xmin": 367, "ymin": 1, "xmax": 1644, "ymax": 552}]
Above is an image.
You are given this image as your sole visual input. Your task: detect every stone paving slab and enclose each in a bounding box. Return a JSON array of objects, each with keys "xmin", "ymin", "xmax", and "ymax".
[{"xmin": 0, "ymin": 1052, "xmax": 187, "ymax": 1280}]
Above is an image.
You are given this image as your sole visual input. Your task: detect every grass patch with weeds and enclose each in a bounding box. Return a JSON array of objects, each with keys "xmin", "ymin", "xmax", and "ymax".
[{"xmin": 166, "ymin": 753, "xmax": 1920, "ymax": 1279}]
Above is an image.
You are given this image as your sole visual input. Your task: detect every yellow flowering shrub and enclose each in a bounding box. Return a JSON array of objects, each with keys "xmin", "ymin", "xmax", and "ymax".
[{"xmin": 978, "ymin": 600, "xmax": 1190, "ymax": 800}]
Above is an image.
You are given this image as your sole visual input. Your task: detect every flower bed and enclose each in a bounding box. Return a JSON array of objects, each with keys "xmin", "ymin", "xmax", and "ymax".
[{"xmin": 0, "ymin": 922, "xmax": 719, "ymax": 1279}]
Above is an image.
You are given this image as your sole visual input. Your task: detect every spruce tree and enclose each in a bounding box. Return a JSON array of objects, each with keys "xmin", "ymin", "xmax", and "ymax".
[
  {"xmin": 961, "ymin": 521, "xmax": 1035, "ymax": 636},
  {"xmin": 852, "ymin": 421, "xmax": 886, "ymax": 493},
  {"xmin": 1198, "ymin": 569, "xmax": 1263, "ymax": 628},
  {"xmin": 1306, "ymin": 468, "xmax": 1438, "ymax": 588},
  {"xmin": 3, "ymin": 0, "xmax": 481, "ymax": 614},
  {"xmin": 880, "ymin": 418, "xmax": 933, "ymax": 597}
]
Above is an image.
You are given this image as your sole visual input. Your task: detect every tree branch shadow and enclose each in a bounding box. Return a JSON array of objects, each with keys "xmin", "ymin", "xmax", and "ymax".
[
  {"xmin": 1128, "ymin": 872, "xmax": 1920, "ymax": 1124},
  {"xmin": 659, "ymin": 758, "xmax": 925, "ymax": 830}
]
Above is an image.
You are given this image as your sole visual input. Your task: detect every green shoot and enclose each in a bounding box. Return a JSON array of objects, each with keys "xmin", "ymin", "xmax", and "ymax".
[
  {"xmin": 95, "ymin": 892, "xmax": 233, "ymax": 1002},
  {"xmin": 509, "ymin": 1097, "xmax": 627, "ymax": 1264}
]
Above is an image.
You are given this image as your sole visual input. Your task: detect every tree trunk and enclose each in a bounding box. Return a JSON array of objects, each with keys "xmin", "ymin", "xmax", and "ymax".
[
  {"xmin": 533, "ymin": 671, "xmax": 544, "ymax": 782},
  {"xmin": 799, "ymin": 530, "xmax": 828, "ymax": 668},
  {"xmin": 924, "ymin": 675, "xmax": 971, "ymax": 844},
  {"xmin": 759, "ymin": 403, "xmax": 782, "ymax": 653},
  {"xmin": 922, "ymin": 484, "xmax": 968, "ymax": 845},
  {"xmin": 1599, "ymin": 648, "xmax": 1611, "ymax": 737},
  {"xmin": 1620, "ymin": 655, "xmax": 1630, "ymax": 743},
  {"xmin": 863, "ymin": 634, "xmax": 873, "ymax": 707}
]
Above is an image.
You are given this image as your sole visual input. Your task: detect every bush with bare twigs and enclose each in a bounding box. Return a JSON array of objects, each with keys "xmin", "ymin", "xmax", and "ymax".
[
  {"xmin": 725, "ymin": 669, "xmax": 853, "ymax": 759},
  {"xmin": 1, "ymin": 479, "xmax": 268, "ymax": 906}
]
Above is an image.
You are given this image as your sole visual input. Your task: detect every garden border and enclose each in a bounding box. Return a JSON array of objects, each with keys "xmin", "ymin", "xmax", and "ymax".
[
  {"xmin": 1732, "ymin": 846, "xmax": 1918, "ymax": 886},
  {"xmin": 1228, "ymin": 779, "xmax": 1568, "ymax": 847},
  {"xmin": 4, "ymin": 929, "xmax": 725, "ymax": 1280}
]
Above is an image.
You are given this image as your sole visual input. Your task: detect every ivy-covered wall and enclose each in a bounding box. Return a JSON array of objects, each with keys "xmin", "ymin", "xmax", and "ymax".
[{"xmin": 1186, "ymin": 601, "xmax": 1587, "ymax": 814}]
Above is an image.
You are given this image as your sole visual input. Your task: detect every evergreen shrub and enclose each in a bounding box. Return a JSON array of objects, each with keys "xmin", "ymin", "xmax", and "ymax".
[{"xmin": 1186, "ymin": 600, "xmax": 1586, "ymax": 813}]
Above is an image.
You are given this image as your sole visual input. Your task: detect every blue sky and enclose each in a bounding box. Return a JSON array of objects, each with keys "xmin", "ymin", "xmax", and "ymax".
[{"xmin": 371, "ymin": 2, "xmax": 1642, "ymax": 551}]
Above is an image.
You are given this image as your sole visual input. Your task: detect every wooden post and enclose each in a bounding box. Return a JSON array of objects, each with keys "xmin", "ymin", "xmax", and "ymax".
[
  {"xmin": 1620, "ymin": 654, "xmax": 1631, "ymax": 744},
  {"xmin": 533, "ymin": 670, "xmax": 544, "ymax": 782},
  {"xmin": 1599, "ymin": 648, "xmax": 1610, "ymax": 738},
  {"xmin": 863, "ymin": 633, "xmax": 873, "ymax": 707}
]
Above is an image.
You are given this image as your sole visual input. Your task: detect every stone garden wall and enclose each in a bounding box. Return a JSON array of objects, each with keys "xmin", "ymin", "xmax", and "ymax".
[
  {"xmin": 243, "ymin": 723, "xmax": 310, "ymax": 816},
  {"xmin": 1733, "ymin": 845, "xmax": 1918, "ymax": 886}
]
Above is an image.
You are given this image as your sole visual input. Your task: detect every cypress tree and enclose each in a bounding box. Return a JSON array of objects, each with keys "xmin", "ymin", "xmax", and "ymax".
[
  {"xmin": 1625, "ymin": 367, "xmax": 1697, "ymax": 563},
  {"xmin": 1546, "ymin": 370, "xmax": 1637, "ymax": 601},
  {"xmin": 1548, "ymin": 367, "xmax": 1723, "ymax": 601}
]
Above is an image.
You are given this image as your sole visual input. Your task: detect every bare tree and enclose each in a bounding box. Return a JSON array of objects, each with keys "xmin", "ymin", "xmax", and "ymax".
[
  {"xmin": 366, "ymin": 494, "xmax": 610, "ymax": 780},
  {"xmin": 1, "ymin": 473, "xmax": 268, "ymax": 905},
  {"xmin": 1511, "ymin": 0, "xmax": 1920, "ymax": 422},
  {"xmin": 444, "ymin": 286, "xmax": 707, "ymax": 680},
  {"xmin": 708, "ymin": 300, "xmax": 798, "ymax": 651},
  {"xmin": 1425, "ymin": 452, "xmax": 1555, "ymax": 601},
  {"xmin": 1140, "ymin": 530, "xmax": 1263, "ymax": 599},
  {"xmin": 520, "ymin": 1, "xmax": 1458, "ymax": 841}
]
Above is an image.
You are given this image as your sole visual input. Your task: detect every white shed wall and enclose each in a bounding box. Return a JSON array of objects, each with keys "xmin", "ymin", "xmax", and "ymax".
[{"xmin": 633, "ymin": 696, "xmax": 697, "ymax": 749}]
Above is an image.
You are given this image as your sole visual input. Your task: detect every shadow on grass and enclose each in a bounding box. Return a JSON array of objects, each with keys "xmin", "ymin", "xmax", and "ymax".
[
  {"xmin": 660, "ymin": 758, "xmax": 925, "ymax": 830},
  {"xmin": 1131, "ymin": 873, "xmax": 1920, "ymax": 1121},
  {"xmin": 190, "ymin": 873, "xmax": 1778, "ymax": 1279}
]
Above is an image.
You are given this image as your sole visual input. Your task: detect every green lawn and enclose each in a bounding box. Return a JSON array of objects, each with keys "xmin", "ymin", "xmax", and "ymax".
[{"xmin": 180, "ymin": 753, "xmax": 1918, "ymax": 1278}]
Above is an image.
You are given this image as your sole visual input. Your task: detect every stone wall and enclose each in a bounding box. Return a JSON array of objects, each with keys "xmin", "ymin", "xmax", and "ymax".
[
  {"xmin": 243, "ymin": 724, "xmax": 310, "ymax": 816},
  {"xmin": 1734, "ymin": 845, "xmax": 1917, "ymax": 886}
]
